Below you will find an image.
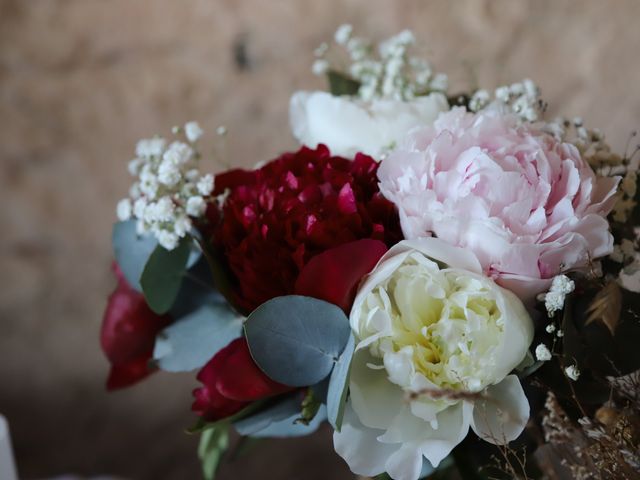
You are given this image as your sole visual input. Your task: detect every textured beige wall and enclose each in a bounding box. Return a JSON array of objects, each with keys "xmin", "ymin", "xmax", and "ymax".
[{"xmin": 1, "ymin": 0, "xmax": 639, "ymax": 478}]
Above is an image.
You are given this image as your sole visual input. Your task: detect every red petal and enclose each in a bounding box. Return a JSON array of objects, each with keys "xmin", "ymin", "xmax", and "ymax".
[
  {"xmin": 212, "ymin": 168, "xmax": 257, "ymax": 195},
  {"xmin": 337, "ymin": 183, "xmax": 357, "ymax": 214},
  {"xmin": 295, "ymin": 239, "xmax": 388, "ymax": 312},
  {"xmin": 192, "ymin": 338, "xmax": 291, "ymax": 421},
  {"xmin": 101, "ymin": 273, "xmax": 171, "ymax": 365},
  {"xmin": 106, "ymin": 356, "xmax": 154, "ymax": 391},
  {"xmin": 191, "ymin": 385, "xmax": 248, "ymax": 420},
  {"xmin": 214, "ymin": 338, "xmax": 291, "ymax": 401}
]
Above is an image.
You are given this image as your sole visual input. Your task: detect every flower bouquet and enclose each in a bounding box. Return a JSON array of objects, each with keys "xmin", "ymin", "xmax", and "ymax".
[{"xmin": 101, "ymin": 26, "xmax": 640, "ymax": 480}]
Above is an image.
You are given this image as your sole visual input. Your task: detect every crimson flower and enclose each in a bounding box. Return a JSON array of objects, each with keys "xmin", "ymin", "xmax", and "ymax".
[
  {"xmin": 100, "ymin": 263, "xmax": 171, "ymax": 390},
  {"xmin": 205, "ymin": 144, "xmax": 401, "ymax": 313},
  {"xmin": 192, "ymin": 337, "xmax": 291, "ymax": 421}
]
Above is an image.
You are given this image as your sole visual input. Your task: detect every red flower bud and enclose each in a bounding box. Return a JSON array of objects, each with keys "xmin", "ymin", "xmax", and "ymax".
[
  {"xmin": 101, "ymin": 263, "xmax": 171, "ymax": 390},
  {"xmin": 192, "ymin": 338, "xmax": 291, "ymax": 421}
]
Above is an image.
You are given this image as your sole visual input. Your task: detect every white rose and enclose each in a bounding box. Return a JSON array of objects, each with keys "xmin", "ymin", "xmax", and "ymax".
[
  {"xmin": 289, "ymin": 91, "xmax": 449, "ymax": 159},
  {"xmin": 334, "ymin": 238, "xmax": 534, "ymax": 480}
]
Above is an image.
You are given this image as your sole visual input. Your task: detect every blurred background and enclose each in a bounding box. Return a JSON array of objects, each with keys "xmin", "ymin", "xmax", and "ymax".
[{"xmin": 1, "ymin": 0, "xmax": 639, "ymax": 478}]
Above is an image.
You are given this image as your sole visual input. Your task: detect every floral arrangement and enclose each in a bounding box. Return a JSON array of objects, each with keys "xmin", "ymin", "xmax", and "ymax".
[{"xmin": 101, "ymin": 26, "xmax": 640, "ymax": 480}]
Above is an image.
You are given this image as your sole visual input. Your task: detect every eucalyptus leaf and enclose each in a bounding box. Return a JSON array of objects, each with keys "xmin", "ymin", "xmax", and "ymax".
[
  {"xmin": 141, "ymin": 238, "xmax": 191, "ymax": 314},
  {"xmin": 198, "ymin": 424, "xmax": 229, "ymax": 480},
  {"xmin": 153, "ymin": 302, "xmax": 243, "ymax": 372},
  {"xmin": 235, "ymin": 395, "xmax": 327, "ymax": 438},
  {"xmin": 112, "ymin": 220, "xmax": 157, "ymax": 291},
  {"xmin": 234, "ymin": 395, "xmax": 302, "ymax": 436},
  {"xmin": 327, "ymin": 70, "xmax": 361, "ymax": 96},
  {"xmin": 244, "ymin": 295, "xmax": 351, "ymax": 387},
  {"xmin": 187, "ymin": 401, "xmax": 266, "ymax": 435},
  {"xmin": 252, "ymin": 405, "xmax": 325, "ymax": 438},
  {"xmin": 327, "ymin": 333, "xmax": 355, "ymax": 431}
]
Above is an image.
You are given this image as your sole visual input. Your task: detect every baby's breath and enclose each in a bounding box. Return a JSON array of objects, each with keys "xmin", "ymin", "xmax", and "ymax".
[
  {"xmin": 115, "ymin": 121, "xmax": 212, "ymax": 250},
  {"xmin": 314, "ymin": 25, "xmax": 448, "ymax": 101}
]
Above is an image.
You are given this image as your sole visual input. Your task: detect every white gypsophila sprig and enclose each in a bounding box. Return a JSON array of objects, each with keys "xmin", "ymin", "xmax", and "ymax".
[
  {"xmin": 537, "ymin": 274, "xmax": 575, "ymax": 317},
  {"xmin": 535, "ymin": 343, "xmax": 553, "ymax": 362},
  {"xmin": 313, "ymin": 24, "xmax": 448, "ymax": 101},
  {"xmin": 470, "ymin": 79, "xmax": 547, "ymax": 123},
  {"xmin": 115, "ymin": 121, "xmax": 213, "ymax": 250}
]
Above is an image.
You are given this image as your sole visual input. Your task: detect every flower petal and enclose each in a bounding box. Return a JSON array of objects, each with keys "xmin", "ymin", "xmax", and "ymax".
[
  {"xmin": 470, "ymin": 375, "xmax": 529, "ymax": 444},
  {"xmin": 350, "ymin": 348, "xmax": 404, "ymax": 430},
  {"xmin": 295, "ymin": 239, "xmax": 388, "ymax": 312},
  {"xmin": 333, "ymin": 403, "xmax": 399, "ymax": 477}
]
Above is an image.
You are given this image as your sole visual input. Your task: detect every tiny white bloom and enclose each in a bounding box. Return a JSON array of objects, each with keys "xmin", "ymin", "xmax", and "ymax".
[
  {"xmin": 535, "ymin": 343, "xmax": 552, "ymax": 361},
  {"xmin": 565, "ymin": 364, "xmax": 580, "ymax": 381},
  {"xmin": 334, "ymin": 24, "xmax": 353, "ymax": 45},
  {"xmin": 184, "ymin": 121, "xmax": 203, "ymax": 143},
  {"xmin": 556, "ymin": 329, "xmax": 564, "ymax": 338},
  {"xmin": 116, "ymin": 198, "xmax": 132, "ymax": 221},
  {"xmin": 158, "ymin": 159, "xmax": 181, "ymax": 186},
  {"xmin": 136, "ymin": 137, "xmax": 166, "ymax": 158},
  {"xmin": 216, "ymin": 126, "xmax": 228, "ymax": 136},
  {"xmin": 127, "ymin": 158, "xmax": 144, "ymax": 176},
  {"xmin": 146, "ymin": 196, "xmax": 174, "ymax": 222},
  {"xmin": 545, "ymin": 323, "xmax": 556, "ymax": 334},
  {"xmin": 156, "ymin": 229, "xmax": 179, "ymax": 251},
  {"xmin": 312, "ymin": 59, "xmax": 329, "ymax": 76},
  {"xmin": 163, "ymin": 141, "xmax": 193, "ymax": 166},
  {"xmin": 133, "ymin": 198, "xmax": 148, "ymax": 219},
  {"xmin": 173, "ymin": 215, "xmax": 192, "ymax": 237},
  {"xmin": 197, "ymin": 174, "xmax": 214, "ymax": 196},
  {"xmin": 543, "ymin": 275, "xmax": 575, "ymax": 316},
  {"xmin": 186, "ymin": 196, "xmax": 206, "ymax": 217}
]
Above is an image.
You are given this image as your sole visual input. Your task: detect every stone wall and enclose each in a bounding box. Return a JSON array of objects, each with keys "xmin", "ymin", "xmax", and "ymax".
[{"xmin": 1, "ymin": 0, "xmax": 639, "ymax": 478}]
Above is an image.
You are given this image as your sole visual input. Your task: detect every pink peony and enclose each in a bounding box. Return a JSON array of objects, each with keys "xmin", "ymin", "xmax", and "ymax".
[{"xmin": 378, "ymin": 107, "xmax": 619, "ymax": 302}]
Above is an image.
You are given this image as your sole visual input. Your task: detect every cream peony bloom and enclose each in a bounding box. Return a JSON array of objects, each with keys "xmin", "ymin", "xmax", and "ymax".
[
  {"xmin": 334, "ymin": 238, "xmax": 534, "ymax": 480},
  {"xmin": 289, "ymin": 91, "xmax": 449, "ymax": 159}
]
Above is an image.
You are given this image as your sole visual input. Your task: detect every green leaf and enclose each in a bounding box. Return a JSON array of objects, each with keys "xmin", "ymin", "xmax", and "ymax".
[
  {"xmin": 153, "ymin": 302, "xmax": 243, "ymax": 372},
  {"xmin": 197, "ymin": 239, "xmax": 248, "ymax": 315},
  {"xmin": 198, "ymin": 424, "xmax": 229, "ymax": 480},
  {"xmin": 140, "ymin": 238, "xmax": 191, "ymax": 314},
  {"xmin": 327, "ymin": 333, "xmax": 355, "ymax": 431},
  {"xmin": 187, "ymin": 401, "xmax": 266, "ymax": 434},
  {"xmin": 234, "ymin": 395, "xmax": 302, "ymax": 436},
  {"xmin": 244, "ymin": 295, "xmax": 351, "ymax": 387},
  {"xmin": 112, "ymin": 220, "xmax": 157, "ymax": 291},
  {"xmin": 327, "ymin": 70, "xmax": 361, "ymax": 96},
  {"xmin": 234, "ymin": 395, "xmax": 327, "ymax": 438},
  {"xmin": 298, "ymin": 388, "xmax": 322, "ymax": 426}
]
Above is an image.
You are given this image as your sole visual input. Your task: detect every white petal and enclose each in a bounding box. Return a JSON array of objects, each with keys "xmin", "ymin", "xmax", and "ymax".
[
  {"xmin": 350, "ymin": 349, "xmax": 405, "ymax": 430},
  {"xmin": 471, "ymin": 375, "xmax": 529, "ymax": 444},
  {"xmin": 333, "ymin": 403, "xmax": 399, "ymax": 477},
  {"xmin": 385, "ymin": 238, "xmax": 483, "ymax": 274},
  {"xmin": 386, "ymin": 444, "xmax": 424, "ymax": 480},
  {"xmin": 419, "ymin": 401, "xmax": 473, "ymax": 467}
]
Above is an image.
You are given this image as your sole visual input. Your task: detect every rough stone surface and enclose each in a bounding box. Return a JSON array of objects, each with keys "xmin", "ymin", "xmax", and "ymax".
[{"xmin": 0, "ymin": 0, "xmax": 639, "ymax": 478}]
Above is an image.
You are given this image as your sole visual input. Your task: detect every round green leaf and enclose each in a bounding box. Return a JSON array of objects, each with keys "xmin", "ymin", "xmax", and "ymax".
[
  {"xmin": 112, "ymin": 220, "xmax": 157, "ymax": 291},
  {"xmin": 141, "ymin": 238, "xmax": 191, "ymax": 314},
  {"xmin": 244, "ymin": 295, "xmax": 350, "ymax": 387},
  {"xmin": 153, "ymin": 302, "xmax": 243, "ymax": 372}
]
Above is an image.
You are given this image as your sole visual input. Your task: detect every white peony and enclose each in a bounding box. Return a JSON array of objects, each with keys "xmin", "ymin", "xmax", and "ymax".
[
  {"xmin": 334, "ymin": 238, "xmax": 534, "ymax": 480},
  {"xmin": 289, "ymin": 91, "xmax": 449, "ymax": 159}
]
